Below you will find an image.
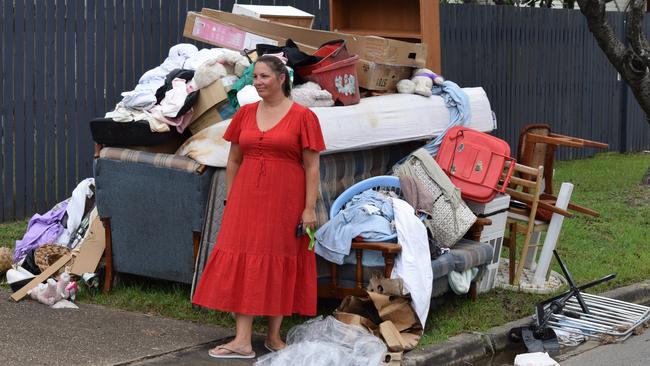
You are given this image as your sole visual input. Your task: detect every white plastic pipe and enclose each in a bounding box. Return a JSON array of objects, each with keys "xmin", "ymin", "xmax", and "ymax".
[{"xmin": 533, "ymin": 182, "xmax": 574, "ymax": 285}]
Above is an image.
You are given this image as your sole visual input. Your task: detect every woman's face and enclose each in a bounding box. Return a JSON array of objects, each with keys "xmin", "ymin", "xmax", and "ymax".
[{"xmin": 253, "ymin": 61, "xmax": 285, "ymax": 99}]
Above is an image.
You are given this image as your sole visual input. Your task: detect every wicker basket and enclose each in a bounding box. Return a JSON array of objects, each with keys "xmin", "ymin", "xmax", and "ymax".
[{"xmin": 34, "ymin": 244, "xmax": 72, "ymax": 273}]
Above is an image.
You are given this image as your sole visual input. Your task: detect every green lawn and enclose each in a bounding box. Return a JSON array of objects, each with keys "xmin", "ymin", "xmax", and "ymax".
[{"xmin": 1, "ymin": 152, "xmax": 649, "ymax": 345}]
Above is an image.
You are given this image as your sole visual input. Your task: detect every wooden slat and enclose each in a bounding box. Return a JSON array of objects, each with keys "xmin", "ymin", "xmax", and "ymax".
[
  {"xmin": 351, "ymin": 241, "xmax": 401, "ymax": 254},
  {"xmin": 65, "ymin": 0, "xmax": 77, "ymax": 187},
  {"xmin": 32, "ymin": 0, "xmax": 45, "ymax": 214},
  {"xmin": 76, "ymin": 0, "xmax": 90, "ymax": 174},
  {"xmin": 14, "ymin": 0, "xmax": 26, "ymax": 219},
  {"xmin": 1, "ymin": 0, "xmax": 13, "ymax": 220},
  {"xmin": 115, "ymin": 0, "xmax": 125, "ymax": 100},
  {"xmin": 123, "ymin": 0, "xmax": 134, "ymax": 91},
  {"xmin": 85, "ymin": 0, "xmax": 97, "ymax": 170},
  {"xmin": 45, "ymin": 0, "xmax": 56, "ymax": 210},
  {"xmin": 508, "ymin": 175, "xmax": 537, "ymax": 189},
  {"xmin": 19, "ymin": 1, "xmax": 36, "ymax": 216},
  {"xmin": 55, "ymin": 0, "xmax": 66, "ymax": 202},
  {"xmin": 513, "ymin": 163, "xmax": 540, "ymax": 176}
]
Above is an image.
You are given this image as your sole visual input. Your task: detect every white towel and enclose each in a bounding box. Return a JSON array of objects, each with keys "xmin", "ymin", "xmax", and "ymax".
[{"xmin": 390, "ymin": 197, "xmax": 433, "ymax": 328}]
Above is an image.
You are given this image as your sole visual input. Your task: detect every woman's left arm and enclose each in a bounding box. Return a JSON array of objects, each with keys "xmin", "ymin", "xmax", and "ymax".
[{"xmin": 301, "ymin": 149, "xmax": 320, "ymax": 230}]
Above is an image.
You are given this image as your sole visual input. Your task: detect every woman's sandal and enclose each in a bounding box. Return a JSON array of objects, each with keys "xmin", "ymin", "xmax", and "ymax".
[
  {"xmin": 208, "ymin": 345, "xmax": 256, "ymax": 359},
  {"xmin": 264, "ymin": 341, "xmax": 286, "ymax": 353}
]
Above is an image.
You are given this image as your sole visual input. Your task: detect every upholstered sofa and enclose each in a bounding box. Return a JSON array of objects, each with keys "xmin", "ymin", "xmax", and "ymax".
[{"xmin": 94, "ymin": 141, "xmax": 494, "ymax": 299}]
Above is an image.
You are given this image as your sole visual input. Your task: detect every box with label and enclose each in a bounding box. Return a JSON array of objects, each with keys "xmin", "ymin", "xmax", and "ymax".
[
  {"xmin": 184, "ymin": 12, "xmax": 279, "ymax": 51},
  {"xmin": 357, "ymin": 60, "xmax": 414, "ymax": 91},
  {"xmin": 196, "ymin": 9, "xmax": 426, "ymax": 67},
  {"xmin": 232, "ymin": 4, "xmax": 315, "ymax": 29}
]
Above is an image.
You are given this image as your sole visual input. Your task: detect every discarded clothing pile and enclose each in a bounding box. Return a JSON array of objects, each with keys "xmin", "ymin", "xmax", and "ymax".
[
  {"xmin": 7, "ymin": 178, "xmax": 104, "ymax": 307},
  {"xmin": 13, "ymin": 178, "xmax": 96, "ymax": 263},
  {"xmin": 315, "ymin": 187, "xmax": 433, "ymax": 328},
  {"xmin": 91, "ymin": 44, "xmax": 250, "ymax": 146}
]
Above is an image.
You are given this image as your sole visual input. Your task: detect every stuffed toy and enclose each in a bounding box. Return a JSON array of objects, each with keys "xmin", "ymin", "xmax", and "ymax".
[
  {"xmin": 396, "ymin": 68, "xmax": 445, "ymax": 97},
  {"xmin": 28, "ymin": 271, "xmax": 73, "ymax": 306},
  {"xmin": 29, "ymin": 279, "xmax": 59, "ymax": 306},
  {"xmin": 0, "ymin": 246, "xmax": 12, "ymax": 275}
]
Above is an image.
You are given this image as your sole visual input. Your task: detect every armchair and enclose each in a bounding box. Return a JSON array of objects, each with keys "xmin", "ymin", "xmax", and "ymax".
[{"xmin": 94, "ymin": 146, "xmax": 215, "ymax": 291}]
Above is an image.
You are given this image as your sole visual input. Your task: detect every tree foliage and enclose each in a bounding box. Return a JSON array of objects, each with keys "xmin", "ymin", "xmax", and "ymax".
[{"xmin": 577, "ymin": 0, "xmax": 650, "ymax": 125}]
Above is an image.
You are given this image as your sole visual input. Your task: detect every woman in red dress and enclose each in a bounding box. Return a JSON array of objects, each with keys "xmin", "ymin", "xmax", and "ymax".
[{"xmin": 192, "ymin": 55, "xmax": 326, "ymax": 359}]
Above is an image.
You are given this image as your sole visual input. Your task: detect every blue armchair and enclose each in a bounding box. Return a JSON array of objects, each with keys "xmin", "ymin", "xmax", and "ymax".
[{"xmin": 94, "ymin": 147, "xmax": 215, "ymax": 290}]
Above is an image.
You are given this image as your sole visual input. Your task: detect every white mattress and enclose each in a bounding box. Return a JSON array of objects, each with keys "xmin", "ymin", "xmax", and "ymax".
[
  {"xmin": 314, "ymin": 87, "xmax": 495, "ymax": 154},
  {"xmin": 179, "ymin": 88, "xmax": 495, "ymax": 167}
]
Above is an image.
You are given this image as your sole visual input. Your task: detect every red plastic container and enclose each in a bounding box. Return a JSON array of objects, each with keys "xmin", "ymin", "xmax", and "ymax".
[
  {"xmin": 305, "ymin": 55, "xmax": 360, "ymax": 106},
  {"xmin": 435, "ymin": 126, "xmax": 515, "ymax": 203},
  {"xmin": 295, "ymin": 40, "xmax": 350, "ymax": 80}
]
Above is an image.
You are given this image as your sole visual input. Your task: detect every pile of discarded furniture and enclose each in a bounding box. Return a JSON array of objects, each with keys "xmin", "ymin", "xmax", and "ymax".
[{"xmin": 3, "ymin": 4, "xmax": 615, "ymax": 360}]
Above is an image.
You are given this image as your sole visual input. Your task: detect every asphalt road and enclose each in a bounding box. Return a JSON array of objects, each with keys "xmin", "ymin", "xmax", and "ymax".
[{"xmin": 559, "ymin": 329, "xmax": 650, "ymax": 366}]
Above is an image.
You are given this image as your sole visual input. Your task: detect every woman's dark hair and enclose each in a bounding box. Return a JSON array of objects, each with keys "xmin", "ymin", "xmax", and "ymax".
[{"xmin": 255, "ymin": 55, "xmax": 292, "ymax": 97}]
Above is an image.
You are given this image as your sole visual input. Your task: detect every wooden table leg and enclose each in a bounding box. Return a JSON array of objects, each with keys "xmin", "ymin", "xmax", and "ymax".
[{"xmin": 101, "ymin": 218, "xmax": 113, "ymax": 293}]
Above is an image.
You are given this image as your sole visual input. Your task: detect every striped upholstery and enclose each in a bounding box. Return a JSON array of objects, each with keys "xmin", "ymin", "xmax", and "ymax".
[
  {"xmin": 449, "ymin": 239, "xmax": 494, "ymax": 272},
  {"xmin": 99, "ymin": 147, "xmax": 202, "ymax": 173},
  {"xmin": 430, "ymin": 253, "xmax": 456, "ymax": 279},
  {"xmin": 315, "ymin": 141, "xmax": 422, "ymax": 226}
]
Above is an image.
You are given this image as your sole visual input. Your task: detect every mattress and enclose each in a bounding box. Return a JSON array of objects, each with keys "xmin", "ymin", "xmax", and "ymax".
[
  {"xmin": 178, "ymin": 88, "xmax": 496, "ymax": 167},
  {"xmin": 313, "ymin": 87, "xmax": 495, "ymax": 154}
]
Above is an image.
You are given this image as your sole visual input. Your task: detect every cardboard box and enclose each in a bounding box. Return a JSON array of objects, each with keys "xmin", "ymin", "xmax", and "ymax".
[
  {"xmin": 232, "ymin": 4, "xmax": 315, "ymax": 29},
  {"xmin": 184, "ymin": 12, "xmax": 279, "ymax": 51},
  {"xmin": 357, "ymin": 60, "xmax": 414, "ymax": 91},
  {"xmin": 189, "ymin": 101, "xmax": 235, "ymax": 134},
  {"xmin": 193, "ymin": 79, "xmax": 228, "ymax": 119},
  {"xmin": 196, "ymin": 9, "xmax": 426, "ymax": 67},
  {"xmin": 189, "ymin": 79, "xmax": 236, "ymax": 134},
  {"xmin": 70, "ymin": 208, "xmax": 105, "ymax": 276}
]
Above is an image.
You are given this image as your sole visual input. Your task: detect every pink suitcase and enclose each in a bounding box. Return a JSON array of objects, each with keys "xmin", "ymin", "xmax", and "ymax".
[{"xmin": 435, "ymin": 126, "xmax": 515, "ymax": 203}]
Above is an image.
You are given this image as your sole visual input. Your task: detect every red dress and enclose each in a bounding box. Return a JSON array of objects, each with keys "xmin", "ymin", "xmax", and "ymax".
[{"xmin": 192, "ymin": 102, "xmax": 326, "ymax": 316}]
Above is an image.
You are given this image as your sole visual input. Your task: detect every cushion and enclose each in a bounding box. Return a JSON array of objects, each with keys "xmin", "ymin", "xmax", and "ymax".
[
  {"xmin": 449, "ymin": 239, "xmax": 494, "ymax": 272},
  {"xmin": 90, "ymin": 118, "xmax": 182, "ymax": 146},
  {"xmin": 99, "ymin": 147, "xmax": 202, "ymax": 173}
]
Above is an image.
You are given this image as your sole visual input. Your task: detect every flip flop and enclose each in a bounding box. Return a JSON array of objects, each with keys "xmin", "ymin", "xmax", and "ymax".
[
  {"xmin": 208, "ymin": 345, "xmax": 256, "ymax": 359},
  {"xmin": 264, "ymin": 341, "xmax": 285, "ymax": 353}
]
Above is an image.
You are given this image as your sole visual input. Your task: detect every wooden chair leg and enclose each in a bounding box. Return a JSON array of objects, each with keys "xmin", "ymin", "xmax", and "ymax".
[
  {"xmin": 192, "ymin": 231, "xmax": 201, "ymax": 262},
  {"xmin": 508, "ymin": 222, "xmax": 517, "ymax": 285},
  {"xmin": 383, "ymin": 252, "xmax": 396, "ymax": 278},
  {"xmin": 469, "ymin": 280, "xmax": 478, "ymax": 301},
  {"xmin": 101, "ymin": 218, "xmax": 113, "ymax": 293},
  {"xmin": 355, "ymin": 249, "xmax": 363, "ymax": 289}
]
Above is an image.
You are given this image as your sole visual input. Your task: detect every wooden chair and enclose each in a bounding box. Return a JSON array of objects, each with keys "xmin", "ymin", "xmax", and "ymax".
[
  {"xmin": 502, "ymin": 162, "xmax": 573, "ymax": 285},
  {"xmin": 317, "ymin": 175, "xmax": 492, "ymax": 300},
  {"xmin": 517, "ymin": 124, "xmax": 608, "ymax": 217}
]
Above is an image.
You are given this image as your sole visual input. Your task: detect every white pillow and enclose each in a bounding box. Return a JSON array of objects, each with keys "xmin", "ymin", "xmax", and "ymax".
[{"xmin": 176, "ymin": 119, "xmax": 232, "ymax": 167}]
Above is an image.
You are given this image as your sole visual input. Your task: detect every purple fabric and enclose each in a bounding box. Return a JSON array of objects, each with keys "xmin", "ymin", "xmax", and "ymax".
[{"xmin": 13, "ymin": 200, "xmax": 69, "ymax": 263}]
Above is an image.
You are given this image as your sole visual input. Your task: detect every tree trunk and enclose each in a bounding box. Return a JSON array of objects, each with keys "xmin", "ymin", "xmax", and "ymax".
[
  {"xmin": 643, "ymin": 165, "xmax": 650, "ymax": 186},
  {"xmin": 577, "ymin": 0, "xmax": 650, "ymax": 127}
]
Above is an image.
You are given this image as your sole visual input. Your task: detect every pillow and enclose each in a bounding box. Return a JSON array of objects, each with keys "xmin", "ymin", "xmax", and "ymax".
[{"xmin": 176, "ymin": 119, "xmax": 232, "ymax": 167}]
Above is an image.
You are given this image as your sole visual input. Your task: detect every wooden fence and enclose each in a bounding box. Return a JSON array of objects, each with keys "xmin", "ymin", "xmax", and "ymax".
[{"xmin": 0, "ymin": 1, "xmax": 648, "ymax": 222}]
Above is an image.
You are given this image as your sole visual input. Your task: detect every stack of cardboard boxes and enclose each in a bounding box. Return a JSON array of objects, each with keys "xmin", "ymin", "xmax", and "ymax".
[{"xmin": 184, "ymin": 7, "xmax": 428, "ymax": 133}]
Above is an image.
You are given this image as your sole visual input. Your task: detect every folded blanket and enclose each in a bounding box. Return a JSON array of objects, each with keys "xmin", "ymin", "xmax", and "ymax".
[{"xmin": 176, "ymin": 120, "xmax": 232, "ymax": 167}]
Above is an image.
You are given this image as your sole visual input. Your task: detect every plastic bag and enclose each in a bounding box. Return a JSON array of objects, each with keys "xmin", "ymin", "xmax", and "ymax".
[{"xmin": 255, "ymin": 316, "xmax": 386, "ymax": 366}]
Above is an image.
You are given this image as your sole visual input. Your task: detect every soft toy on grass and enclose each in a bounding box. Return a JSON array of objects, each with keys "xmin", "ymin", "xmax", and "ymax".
[
  {"xmin": 0, "ymin": 246, "xmax": 12, "ymax": 275},
  {"xmin": 396, "ymin": 68, "xmax": 445, "ymax": 97}
]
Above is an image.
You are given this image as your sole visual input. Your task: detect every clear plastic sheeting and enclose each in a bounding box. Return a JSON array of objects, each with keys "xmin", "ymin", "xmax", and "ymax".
[{"xmin": 255, "ymin": 316, "xmax": 387, "ymax": 366}]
